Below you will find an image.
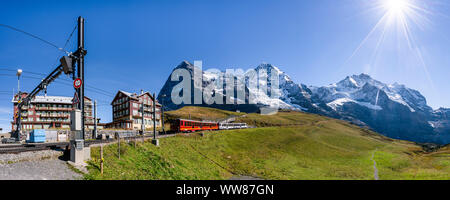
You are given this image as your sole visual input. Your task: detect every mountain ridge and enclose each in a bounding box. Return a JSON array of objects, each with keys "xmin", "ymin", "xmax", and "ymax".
[{"xmin": 157, "ymin": 61, "xmax": 450, "ymax": 144}]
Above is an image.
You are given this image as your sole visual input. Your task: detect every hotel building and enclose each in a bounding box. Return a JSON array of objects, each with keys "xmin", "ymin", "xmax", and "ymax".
[
  {"xmin": 107, "ymin": 90, "xmax": 162, "ymax": 130},
  {"xmin": 11, "ymin": 93, "xmax": 100, "ymax": 131}
]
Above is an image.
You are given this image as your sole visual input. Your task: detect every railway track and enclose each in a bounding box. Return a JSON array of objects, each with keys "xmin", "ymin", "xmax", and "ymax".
[
  {"xmin": 0, "ymin": 133, "xmax": 178, "ymax": 154},
  {"xmin": 0, "ymin": 142, "xmax": 69, "ymax": 154},
  {"xmin": 0, "ymin": 128, "xmax": 245, "ymax": 154}
]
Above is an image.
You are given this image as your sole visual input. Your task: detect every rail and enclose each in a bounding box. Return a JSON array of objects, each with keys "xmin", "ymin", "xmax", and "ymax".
[{"xmin": 0, "ymin": 124, "xmax": 253, "ymax": 154}]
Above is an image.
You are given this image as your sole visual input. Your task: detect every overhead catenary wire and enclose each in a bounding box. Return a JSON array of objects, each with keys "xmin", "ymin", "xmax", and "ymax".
[
  {"xmin": 0, "ymin": 22, "xmax": 119, "ymax": 100},
  {"xmin": 0, "ymin": 67, "xmax": 50, "ymax": 78},
  {"xmin": 50, "ymin": 23, "xmax": 78, "ymax": 68},
  {"xmin": 0, "ymin": 69, "xmax": 116, "ymax": 98},
  {"xmin": 59, "ymin": 76, "xmax": 115, "ymax": 96},
  {"xmin": 0, "ymin": 74, "xmax": 115, "ymax": 99},
  {"xmin": 0, "ymin": 23, "xmax": 70, "ymax": 55},
  {"xmin": 62, "ymin": 24, "xmax": 77, "ymax": 51}
]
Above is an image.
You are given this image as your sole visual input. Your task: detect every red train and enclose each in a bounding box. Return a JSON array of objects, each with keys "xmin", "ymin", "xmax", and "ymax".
[{"xmin": 171, "ymin": 119, "xmax": 219, "ymax": 132}]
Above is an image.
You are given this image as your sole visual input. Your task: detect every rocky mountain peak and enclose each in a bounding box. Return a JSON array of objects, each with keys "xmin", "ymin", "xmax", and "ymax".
[{"xmin": 158, "ymin": 61, "xmax": 450, "ymax": 144}]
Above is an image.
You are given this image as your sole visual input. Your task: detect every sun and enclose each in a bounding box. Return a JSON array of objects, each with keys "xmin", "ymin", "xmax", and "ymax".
[
  {"xmin": 346, "ymin": 0, "xmax": 435, "ymax": 87},
  {"xmin": 383, "ymin": 0, "xmax": 410, "ymax": 15}
]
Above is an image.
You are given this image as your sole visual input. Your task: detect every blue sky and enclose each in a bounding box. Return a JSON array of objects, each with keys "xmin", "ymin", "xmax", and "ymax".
[{"xmin": 1, "ymin": 0, "xmax": 449, "ymax": 132}]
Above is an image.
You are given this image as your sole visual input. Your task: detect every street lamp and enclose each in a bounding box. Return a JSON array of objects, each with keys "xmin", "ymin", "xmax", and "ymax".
[
  {"xmin": 16, "ymin": 69, "xmax": 23, "ymax": 138},
  {"xmin": 16, "ymin": 69, "xmax": 22, "ymax": 93}
]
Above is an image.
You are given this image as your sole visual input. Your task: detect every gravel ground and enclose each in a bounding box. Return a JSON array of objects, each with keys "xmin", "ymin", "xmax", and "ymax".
[
  {"xmin": 0, "ymin": 150, "xmax": 83, "ymax": 180},
  {"xmin": 0, "ymin": 150, "xmax": 64, "ymax": 164}
]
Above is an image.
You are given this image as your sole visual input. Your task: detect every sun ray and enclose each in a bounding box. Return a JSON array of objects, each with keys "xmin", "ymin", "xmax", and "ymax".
[
  {"xmin": 341, "ymin": 0, "xmax": 443, "ymax": 102},
  {"xmin": 344, "ymin": 12, "xmax": 390, "ymax": 64}
]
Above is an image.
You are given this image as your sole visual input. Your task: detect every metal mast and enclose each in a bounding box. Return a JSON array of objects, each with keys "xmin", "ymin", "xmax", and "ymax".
[{"xmin": 76, "ymin": 16, "xmax": 86, "ymax": 140}]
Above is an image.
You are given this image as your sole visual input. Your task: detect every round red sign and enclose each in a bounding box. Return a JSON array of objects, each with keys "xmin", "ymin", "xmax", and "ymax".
[{"xmin": 74, "ymin": 78, "xmax": 82, "ymax": 89}]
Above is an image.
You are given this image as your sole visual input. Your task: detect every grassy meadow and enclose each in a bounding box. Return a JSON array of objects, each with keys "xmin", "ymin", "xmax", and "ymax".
[{"xmin": 85, "ymin": 107, "xmax": 450, "ymax": 180}]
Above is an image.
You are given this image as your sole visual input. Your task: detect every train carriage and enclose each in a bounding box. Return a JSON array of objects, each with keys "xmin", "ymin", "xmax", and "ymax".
[
  {"xmin": 170, "ymin": 119, "xmax": 219, "ymax": 132},
  {"xmin": 170, "ymin": 119, "xmax": 248, "ymax": 133},
  {"xmin": 219, "ymin": 123, "xmax": 248, "ymax": 130}
]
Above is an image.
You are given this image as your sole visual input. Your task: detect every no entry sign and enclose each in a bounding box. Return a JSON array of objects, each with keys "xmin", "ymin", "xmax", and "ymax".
[{"xmin": 74, "ymin": 78, "xmax": 82, "ymax": 89}]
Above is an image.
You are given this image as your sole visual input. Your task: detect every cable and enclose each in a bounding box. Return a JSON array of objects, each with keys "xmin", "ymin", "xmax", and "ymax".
[
  {"xmin": 0, "ymin": 24, "xmax": 120, "ymax": 106},
  {"xmin": 0, "ymin": 73, "xmax": 16, "ymax": 77},
  {"xmin": 50, "ymin": 23, "xmax": 78, "ymax": 67},
  {"xmin": 0, "ymin": 69, "xmax": 116, "ymax": 97},
  {"xmin": 0, "ymin": 74, "xmax": 115, "ymax": 98},
  {"xmin": 0, "ymin": 68, "xmax": 16, "ymax": 72},
  {"xmin": 59, "ymin": 77, "xmax": 115, "ymax": 96},
  {"xmin": 0, "ymin": 23, "xmax": 70, "ymax": 55},
  {"xmin": 17, "ymin": 70, "xmax": 115, "ymax": 97},
  {"xmin": 1, "ymin": 67, "xmax": 47, "ymax": 76},
  {"xmin": 62, "ymin": 24, "xmax": 77, "ymax": 51}
]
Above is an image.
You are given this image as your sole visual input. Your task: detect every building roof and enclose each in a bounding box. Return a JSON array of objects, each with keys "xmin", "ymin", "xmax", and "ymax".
[
  {"xmin": 12, "ymin": 94, "xmax": 91, "ymax": 104},
  {"xmin": 112, "ymin": 90, "xmax": 162, "ymax": 106},
  {"xmin": 12, "ymin": 96, "xmax": 73, "ymax": 104},
  {"xmin": 118, "ymin": 90, "xmax": 133, "ymax": 97}
]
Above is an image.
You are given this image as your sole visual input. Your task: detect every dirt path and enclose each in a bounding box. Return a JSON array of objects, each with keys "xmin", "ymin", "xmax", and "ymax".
[{"xmin": 372, "ymin": 149, "xmax": 379, "ymax": 180}]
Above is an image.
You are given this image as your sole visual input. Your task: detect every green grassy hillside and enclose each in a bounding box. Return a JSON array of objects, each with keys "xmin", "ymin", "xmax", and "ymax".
[
  {"xmin": 165, "ymin": 106, "xmax": 245, "ymax": 122},
  {"xmin": 85, "ymin": 107, "xmax": 450, "ymax": 180}
]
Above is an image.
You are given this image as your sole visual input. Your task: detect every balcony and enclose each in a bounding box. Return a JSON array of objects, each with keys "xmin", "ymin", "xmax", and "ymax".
[
  {"xmin": 39, "ymin": 113, "xmax": 69, "ymax": 118},
  {"xmin": 35, "ymin": 107, "xmax": 73, "ymax": 111}
]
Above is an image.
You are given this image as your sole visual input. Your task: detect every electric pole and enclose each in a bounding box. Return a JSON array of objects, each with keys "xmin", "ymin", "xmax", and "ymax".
[
  {"xmin": 153, "ymin": 93, "xmax": 156, "ymax": 140},
  {"xmin": 141, "ymin": 98, "xmax": 145, "ymax": 134},
  {"xmin": 76, "ymin": 16, "xmax": 86, "ymax": 141},
  {"xmin": 94, "ymin": 100, "xmax": 97, "ymax": 139},
  {"xmin": 161, "ymin": 94, "xmax": 166, "ymax": 135},
  {"xmin": 152, "ymin": 93, "xmax": 158, "ymax": 146}
]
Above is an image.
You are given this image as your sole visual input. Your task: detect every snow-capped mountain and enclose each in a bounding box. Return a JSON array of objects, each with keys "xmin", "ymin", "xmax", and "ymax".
[
  {"xmin": 158, "ymin": 61, "xmax": 450, "ymax": 144},
  {"xmin": 309, "ymin": 73, "xmax": 432, "ymax": 114},
  {"xmin": 157, "ymin": 61, "xmax": 260, "ymax": 113}
]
